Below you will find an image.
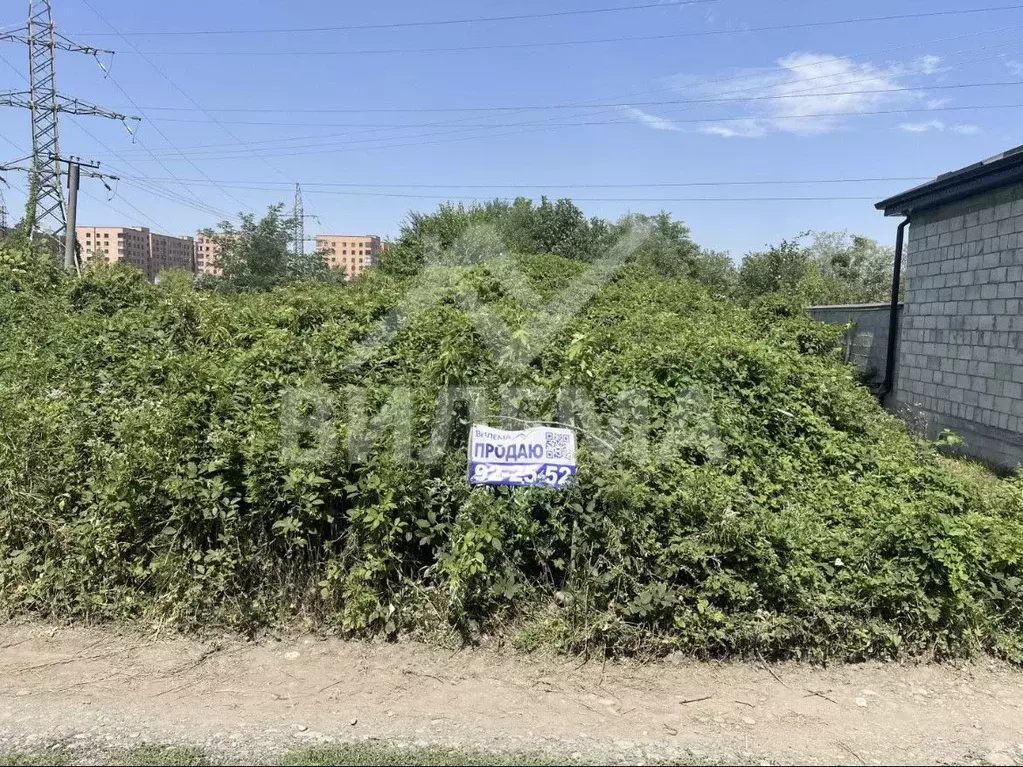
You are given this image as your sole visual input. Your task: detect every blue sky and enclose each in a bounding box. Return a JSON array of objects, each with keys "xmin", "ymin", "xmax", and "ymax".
[{"xmin": 1, "ymin": 0, "xmax": 1022, "ymax": 257}]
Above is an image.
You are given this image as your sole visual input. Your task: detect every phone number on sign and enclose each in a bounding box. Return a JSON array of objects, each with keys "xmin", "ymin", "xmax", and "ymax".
[{"xmin": 471, "ymin": 463, "xmax": 575, "ymax": 488}]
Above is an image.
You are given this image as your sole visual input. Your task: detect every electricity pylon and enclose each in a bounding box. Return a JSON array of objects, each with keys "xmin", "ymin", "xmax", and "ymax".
[
  {"xmin": 0, "ymin": 1, "xmax": 138, "ymax": 241},
  {"xmin": 293, "ymin": 182, "xmax": 320, "ymax": 257},
  {"xmin": 294, "ymin": 182, "xmax": 305, "ymax": 257}
]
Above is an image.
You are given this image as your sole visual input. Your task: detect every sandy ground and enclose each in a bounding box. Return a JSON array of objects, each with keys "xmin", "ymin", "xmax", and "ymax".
[{"xmin": 0, "ymin": 624, "xmax": 1022, "ymax": 765}]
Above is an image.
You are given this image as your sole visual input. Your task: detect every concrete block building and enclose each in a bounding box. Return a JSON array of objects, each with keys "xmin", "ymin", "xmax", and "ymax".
[
  {"xmin": 808, "ymin": 303, "xmax": 902, "ymax": 390},
  {"xmin": 876, "ymin": 145, "xmax": 1023, "ymax": 470}
]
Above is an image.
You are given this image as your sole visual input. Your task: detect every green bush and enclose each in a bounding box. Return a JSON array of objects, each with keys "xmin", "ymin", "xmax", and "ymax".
[{"xmin": 0, "ymin": 251, "xmax": 1020, "ymax": 663}]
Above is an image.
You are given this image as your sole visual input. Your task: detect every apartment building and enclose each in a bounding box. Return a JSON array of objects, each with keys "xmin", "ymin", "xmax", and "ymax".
[
  {"xmin": 78, "ymin": 226, "xmax": 151, "ymax": 273},
  {"xmin": 315, "ymin": 234, "xmax": 381, "ymax": 279},
  {"xmin": 194, "ymin": 234, "xmax": 224, "ymax": 276},
  {"xmin": 78, "ymin": 226, "xmax": 196, "ymax": 280},
  {"xmin": 150, "ymin": 232, "xmax": 195, "ymax": 279}
]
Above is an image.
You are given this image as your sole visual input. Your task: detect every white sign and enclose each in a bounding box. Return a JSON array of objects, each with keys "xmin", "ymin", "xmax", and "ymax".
[{"xmin": 468, "ymin": 424, "xmax": 577, "ymax": 488}]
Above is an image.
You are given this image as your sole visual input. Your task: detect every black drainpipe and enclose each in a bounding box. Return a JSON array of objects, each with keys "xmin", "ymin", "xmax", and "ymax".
[{"xmin": 880, "ymin": 216, "xmax": 910, "ymax": 403}]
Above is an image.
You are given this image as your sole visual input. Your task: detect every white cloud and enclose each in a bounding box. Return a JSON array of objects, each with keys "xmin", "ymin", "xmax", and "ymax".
[
  {"xmin": 677, "ymin": 52, "xmax": 944, "ymax": 138},
  {"xmin": 925, "ymin": 98, "xmax": 951, "ymax": 110},
  {"xmin": 623, "ymin": 106, "xmax": 681, "ymax": 132},
  {"xmin": 1006, "ymin": 59, "xmax": 1023, "ymax": 77},
  {"xmin": 698, "ymin": 119, "xmax": 767, "ymax": 138},
  {"xmin": 898, "ymin": 120, "xmax": 981, "ymax": 135},
  {"xmin": 899, "ymin": 120, "xmax": 945, "ymax": 133},
  {"xmin": 952, "ymin": 124, "xmax": 981, "ymax": 135},
  {"xmin": 914, "ymin": 55, "xmax": 943, "ymax": 75}
]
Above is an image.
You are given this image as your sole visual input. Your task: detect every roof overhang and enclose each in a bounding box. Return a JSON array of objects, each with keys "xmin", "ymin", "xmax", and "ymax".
[{"xmin": 876, "ymin": 144, "xmax": 1023, "ymax": 217}]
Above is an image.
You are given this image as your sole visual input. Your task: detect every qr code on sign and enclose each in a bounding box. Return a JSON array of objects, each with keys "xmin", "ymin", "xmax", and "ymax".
[{"xmin": 545, "ymin": 431, "xmax": 572, "ymax": 460}]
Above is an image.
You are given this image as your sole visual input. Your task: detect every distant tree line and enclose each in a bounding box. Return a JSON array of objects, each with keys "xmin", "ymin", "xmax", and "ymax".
[
  {"xmin": 379, "ymin": 197, "xmax": 896, "ymax": 305},
  {"xmin": 115, "ymin": 196, "xmax": 895, "ymax": 305}
]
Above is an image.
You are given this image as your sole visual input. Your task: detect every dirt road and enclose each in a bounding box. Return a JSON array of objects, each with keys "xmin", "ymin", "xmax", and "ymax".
[{"xmin": 0, "ymin": 624, "xmax": 1021, "ymax": 765}]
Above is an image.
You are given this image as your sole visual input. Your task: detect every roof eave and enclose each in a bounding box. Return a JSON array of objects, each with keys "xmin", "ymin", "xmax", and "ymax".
[{"xmin": 876, "ymin": 152, "xmax": 1023, "ymax": 218}]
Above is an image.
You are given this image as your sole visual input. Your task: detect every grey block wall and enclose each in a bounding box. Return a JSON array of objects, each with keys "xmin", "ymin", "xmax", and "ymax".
[
  {"xmin": 894, "ymin": 181, "xmax": 1023, "ymax": 471},
  {"xmin": 809, "ymin": 303, "xmax": 901, "ymax": 388}
]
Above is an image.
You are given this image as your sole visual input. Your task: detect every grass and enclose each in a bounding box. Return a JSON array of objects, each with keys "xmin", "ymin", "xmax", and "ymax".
[
  {"xmin": 0, "ymin": 742, "xmax": 580, "ymax": 767},
  {"xmin": 0, "ymin": 748, "xmax": 72, "ymax": 766},
  {"xmin": 282, "ymin": 743, "xmax": 567, "ymax": 766},
  {"xmin": 115, "ymin": 745, "xmax": 211, "ymax": 766}
]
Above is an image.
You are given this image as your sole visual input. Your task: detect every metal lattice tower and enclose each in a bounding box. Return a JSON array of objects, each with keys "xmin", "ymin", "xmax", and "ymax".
[
  {"xmin": 293, "ymin": 182, "xmax": 305, "ymax": 257},
  {"xmin": 27, "ymin": 0, "xmax": 64, "ymax": 237},
  {"xmin": 0, "ymin": 1, "xmax": 138, "ymax": 242}
]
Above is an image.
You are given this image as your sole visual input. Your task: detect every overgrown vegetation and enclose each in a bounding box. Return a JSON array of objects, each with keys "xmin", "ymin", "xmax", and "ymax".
[
  {"xmin": 736, "ymin": 231, "xmax": 896, "ymax": 305},
  {"xmin": 197, "ymin": 204, "xmax": 330, "ymax": 291},
  {"xmin": 380, "ymin": 199, "xmax": 893, "ymax": 305},
  {"xmin": 379, "ymin": 199, "xmax": 739, "ymax": 294},
  {"xmin": 0, "ymin": 204, "xmax": 1019, "ymax": 666}
]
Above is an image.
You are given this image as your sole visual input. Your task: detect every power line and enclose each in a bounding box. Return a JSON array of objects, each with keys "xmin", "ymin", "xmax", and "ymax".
[
  {"xmin": 114, "ymin": 176, "xmax": 932, "ymax": 190},
  {"xmin": 86, "ymin": 26, "xmax": 1023, "ymax": 172},
  {"xmin": 95, "ymin": 38, "xmax": 1023, "ymax": 163},
  {"xmin": 114, "ymin": 175, "xmax": 236, "ymax": 221},
  {"xmin": 86, "ymin": 103, "xmax": 1023, "ymax": 162},
  {"xmin": 0, "ymin": 132, "xmax": 172, "ymax": 236},
  {"xmin": 0, "ymin": 49, "xmax": 232, "ymax": 226},
  {"xmin": 99, "ymin": 31, "xmax": 1023, "ymax": 163},
  {"xmin": 18, "ymin": 11, "xmax": 1017, "ymax": 230},
  {"xmin": 66, "ymin": 119, "xmax": 235, "ymax": 222},
  {"xmin": 75, "ymin": 0, "xmax": 721, "ymax": 35},
  {"xmin": 79, "ymin": 68, "xmax": 245, "ymax": 214},
  {"xmin": 125, "ymin": 5, "xmax": 1023, "ymax": 56},
  {"xmin": 132, "ymin": 182, "xmax": 886, "ymax": 203},
  {"xmin": 71, "ymin": 1, "xmax": 252, "ymax": 216},
  {"xmin": 79, "ymin": 183, "xmax": 168, "ymax": 233},
  {"xmin": 107, "ymin": 79, "xmax": 1023, "ymax": 115},
  {"xmin": 76, "ymin": 0, "xmax": 296, "ymax": 192},
  {"xmin": 0, "ymin": 45, "xmax": 233, "ymax": 227}
]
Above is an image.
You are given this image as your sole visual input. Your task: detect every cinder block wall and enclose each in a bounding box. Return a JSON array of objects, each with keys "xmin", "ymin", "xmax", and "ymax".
[
  {"xmin": 895, "ymin": 182, "xmax": 1023, "ymax": 470},
  {"xmin": 808, "ymin": 303, "xmax": 901, "ymax": 388}
]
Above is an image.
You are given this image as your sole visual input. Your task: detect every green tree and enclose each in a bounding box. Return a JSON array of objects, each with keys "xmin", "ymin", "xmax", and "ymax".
[
  {"xmin": 379, "ymin": 201, "xmax": 505, "ymax": 276},
  {"xmin": 690, "ymin": 248, "xmax": 738, "ymax": 297},
  {"xmin": 736, "ymin": 238, "xmax": 812, "ymax": 303},
  {"xmin": 806, "ymin": 231, "xmax": 894, "ymax": 304},
  {"xmin": 287, "ymin": 248, "xmax": 329, "ymax": 279},
  {"xmin": 617, "ymin": 212, "xmax": 737, "ymax": 293},
  {"xmin": 379, "ymin": 197, "xmax": 614, "ymax": 275},
  {"xmin": 199, "ymin": 204, "xmax": 306, "ymax": 290},
  {"xmin": 737, "ymin": 232, "xmax": 895, "ymax": 305}
]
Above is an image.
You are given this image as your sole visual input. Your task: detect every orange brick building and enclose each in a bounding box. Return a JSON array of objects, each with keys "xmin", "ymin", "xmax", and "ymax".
[
  {"xmin": 195, "ymin": 234, "xmax": 224, "ymax": 276},
  {"xmin": 315, "ymin": 234, "xmax": 381, "ymax": 279},
  {"xmin": 150, "ymin": 232, "xmax": 196, "ymax": 278},
  {"xmin": 78, "ymin": 226, "xmax": 151, "ymax": 274},
  {"xmin": 78, "ymin": 226, "xmax": 195, "ymax": 280}
]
